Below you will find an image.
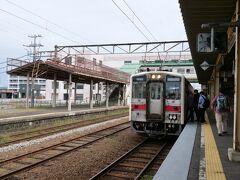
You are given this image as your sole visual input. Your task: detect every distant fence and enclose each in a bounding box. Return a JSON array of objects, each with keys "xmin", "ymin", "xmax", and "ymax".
[
  {"xmin": 0, "ymin": 99, "xmax": 118, "ymax": 109},
  {"xmin": 0, "ymin": 99, "xmax": 86, "ymax": 108}
]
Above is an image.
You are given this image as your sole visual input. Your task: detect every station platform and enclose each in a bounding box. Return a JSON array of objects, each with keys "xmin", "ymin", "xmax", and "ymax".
[
  {"xmin": 154, "ymin": 110, "xmax": 240, "ymax": 180},
  {"xmin": 0, "ymin": 105, "xmax": 126, "ymax": 119},
  {"xmin": 0, "ymin": 106, "xmax": 127, "ymax": 132}
]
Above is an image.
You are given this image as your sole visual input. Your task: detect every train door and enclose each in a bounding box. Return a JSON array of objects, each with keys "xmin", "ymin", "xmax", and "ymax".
[{"xmin": 147, "ymin": 82, "xmax": 164, "ymax": 119}]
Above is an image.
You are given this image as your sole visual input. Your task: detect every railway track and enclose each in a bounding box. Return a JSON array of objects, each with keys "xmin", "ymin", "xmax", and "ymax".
[
  {"xmin": 0, "ymin": 122, "xmax": 130, "ymax": 179},
  {"xmin": 90, "ymin": 137, "xmax": 175, "ymax": 180},
  {"xmin": 0, "ymin": 113, "xmax": 128, "ymax": 147}
]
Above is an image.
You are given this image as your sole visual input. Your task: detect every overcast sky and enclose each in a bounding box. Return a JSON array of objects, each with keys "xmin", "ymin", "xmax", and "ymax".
[{"xmin": 0, "ymin": 0, "xmax": 187, "ymax": 86}]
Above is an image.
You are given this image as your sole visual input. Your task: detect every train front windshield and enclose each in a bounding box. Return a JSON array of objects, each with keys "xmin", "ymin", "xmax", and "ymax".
[
  {"xmin": 132, "ymin": 82, "xmax": 146, "ymax": 99},
  {"xmin": 132, "ymin": 75, "xmax": 146, "ymax": 99},
  {"xmin": 165, "ymin": 76, "xmax": 181, "ymax": 100}
]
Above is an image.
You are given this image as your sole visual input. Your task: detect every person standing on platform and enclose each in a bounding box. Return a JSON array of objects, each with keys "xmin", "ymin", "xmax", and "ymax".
[
  {"xmin": 211, "ymin": 89, "xmax": 231, "ymax": 136},
  {"xmin": 187, "ymin": 91, "xmax": 194, "ymax": 122},
  {"xmin": 193, "ymin": 89, "xmax": 200, "ymax": 122},
  {"xmin": 198, "ymin": 91, "xmax": 207, "ymax": 123}
]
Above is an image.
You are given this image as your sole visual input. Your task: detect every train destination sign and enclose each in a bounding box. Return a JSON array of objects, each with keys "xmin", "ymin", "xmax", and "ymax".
[
  {"xmin": 132, "ymin": 75, "xmax": 146, "ymax": 82},
  {"xmin": 167, "ymin": 76, "xmax": 180, "ymax": 82}
]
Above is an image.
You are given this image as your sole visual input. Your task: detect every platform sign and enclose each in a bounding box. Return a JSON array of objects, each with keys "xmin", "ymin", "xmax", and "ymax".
[
  {"xmin": 197, "ymin": 32, "xmax": 227, "ymax": 53},
  {"xmin": 197, "ymin": 33, "xmax": 212, "ymax": 53},
  {"xmin": 200, "ymin": 61, "xmax": 210, "ymax": 71}
]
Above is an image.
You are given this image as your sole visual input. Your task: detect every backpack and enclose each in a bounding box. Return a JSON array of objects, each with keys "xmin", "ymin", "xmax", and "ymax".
[
  {"xmin": 216, "ymin": 95, "xmax": 228, "ymax": 112},
  {"xmin": 203, "ymin": 96, "xmax": 210, "ymax": 109}
]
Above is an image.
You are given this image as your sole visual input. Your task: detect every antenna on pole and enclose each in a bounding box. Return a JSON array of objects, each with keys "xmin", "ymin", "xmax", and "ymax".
[
  {"xmin": 23, "ymin": 34, "xmax": 43, "ymax": 108},
  {"xmin": 24, "ymin": 35, "xmax": 43, "ymax": 62}
]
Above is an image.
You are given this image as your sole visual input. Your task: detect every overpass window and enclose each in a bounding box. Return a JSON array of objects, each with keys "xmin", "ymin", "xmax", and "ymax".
[
  {"xmin": 186, "ymin": 69, "xmax": 191, "ymax": 74},
  {"xmin": 177, "ymin": 68, "xmax": 185, "ymax": 74}
]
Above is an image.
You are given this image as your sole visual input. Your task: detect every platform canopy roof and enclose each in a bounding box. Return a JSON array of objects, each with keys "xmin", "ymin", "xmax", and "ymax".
[
  {"xmin": 179, "ymin": 0, "xmax": 236, "ymax": 84},
  {"xmin": 7, "ymin": 59, "xmax": 130, "ymax": 84}
]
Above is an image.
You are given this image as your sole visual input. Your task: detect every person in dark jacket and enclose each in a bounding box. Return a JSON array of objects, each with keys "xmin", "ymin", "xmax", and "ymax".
[
  {"xmin": 193, "ymin": 89, "xmax": 200, "ymax": 122},
  {"xmin": 198, "ymin": 91, "xmax": 207, "ymax": 123},
  {"xmin": 187, "ymin": 91, "xmax": 194, "ymax": 122}
]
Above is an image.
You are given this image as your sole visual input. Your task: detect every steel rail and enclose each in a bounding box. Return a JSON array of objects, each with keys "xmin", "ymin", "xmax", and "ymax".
[
  {"xmin": 89, "ymin": 139, "xmax": 149, "ymax": 180},
  {"xmin": 0, "ymin": 113, "xmax": 128, "ymax": 147},
  {"xmin": 90, "ymin": 138, "xmax": 171, "ymax": 180},
  {"xmin": 135, "ymin": 142, "xmax": 168, "ymax": 179},
  {"xmin": 0, "ymin": 123, "xmax": 130, "ymax": 179}
]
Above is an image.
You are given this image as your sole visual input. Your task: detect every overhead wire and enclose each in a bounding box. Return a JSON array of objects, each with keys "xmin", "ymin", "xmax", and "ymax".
[
  {"xmin": 111, "ymin": 0, "xmax": 151, "ymax": 42},
  {"xmin": 122, "ymin": 0, "xmax": 164, "ymax": 62},
  {"xmin": 0, "ymin": 2, "xmax": 91, "ymax": 81},
  {"xmin": 0, "ymin": 8, "xmax": 81, "ymax": 44},
  {"xmin": 4, "ymin": 0, "xmax": 94, "ymax": 44},
  {"xmin": 121, "ymin": 0, "xmax": 159, "ymax": 42},
  {"xmin": 111, "ymin": 0, "xmax": 163, "ymax": 61}
]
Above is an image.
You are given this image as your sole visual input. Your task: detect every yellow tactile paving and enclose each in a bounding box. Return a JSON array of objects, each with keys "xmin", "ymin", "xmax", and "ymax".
[{"xmin": 204, "ymin": 114, "xmax": 226, "ymax": 180}]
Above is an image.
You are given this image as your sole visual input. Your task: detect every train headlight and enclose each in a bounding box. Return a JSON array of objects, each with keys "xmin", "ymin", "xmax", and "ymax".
[
  {"xmin": 173, "ymin": 114, "xmax": 177, "ymax": 120},
  {"xmin": 157, "ymin": 75, "xmax": 161, "ymax": 79},
  {"xmin": 168, "ymin": 114, "xmax": 177, "ymax": 121},
  {"xmin": 151, "ymin": 74, "xmax": 156, "ymax": 79}
]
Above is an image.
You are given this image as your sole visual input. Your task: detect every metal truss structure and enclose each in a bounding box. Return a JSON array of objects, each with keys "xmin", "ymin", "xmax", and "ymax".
[{"xmin": 55, "ymin": 40, "xmax": 190, "ymax": 55}]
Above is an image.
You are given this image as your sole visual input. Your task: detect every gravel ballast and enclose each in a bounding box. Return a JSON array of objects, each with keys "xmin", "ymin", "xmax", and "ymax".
[
  {"xmin": 1, "ymin": 117, "xmax": 144, "ymax": 179},
  {"xmin": 15, "ymin": 129, "xmax": 143, "ymax": 180}
]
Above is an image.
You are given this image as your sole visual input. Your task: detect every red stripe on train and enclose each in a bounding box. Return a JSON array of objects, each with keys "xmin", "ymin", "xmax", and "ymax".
[
  {"xmin": 131, "ymin": 104, "xmax": 146, "ymax": 111},
  {"xmin": 165, "ymin": 105, "xmax": 181, "ymax": 112}
]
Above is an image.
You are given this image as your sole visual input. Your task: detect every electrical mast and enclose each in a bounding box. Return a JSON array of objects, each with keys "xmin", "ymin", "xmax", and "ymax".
[{"xmin": 24, "ymin": 35, "xmax": 43, "ymax": 108}]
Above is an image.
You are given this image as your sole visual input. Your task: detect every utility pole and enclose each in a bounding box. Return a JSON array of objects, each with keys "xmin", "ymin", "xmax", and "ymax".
[{"xmin": 24, "ymin": 35, "xmax": 43, "ymax": 108}]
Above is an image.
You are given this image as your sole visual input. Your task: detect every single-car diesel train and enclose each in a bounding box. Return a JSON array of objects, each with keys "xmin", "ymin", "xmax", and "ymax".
[{"xmin": 129, "ymin": 71, "xmax": 193, "ymax": 136}]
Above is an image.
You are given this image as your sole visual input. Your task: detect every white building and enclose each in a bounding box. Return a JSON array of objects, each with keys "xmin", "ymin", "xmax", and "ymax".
[
  {"xmin": 45, "ymin": 80, "xmax": 106, "ymax": 104},
  {"xmin": 8, "ymin": 75, "xmax": 46, "ymax": 98}
]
